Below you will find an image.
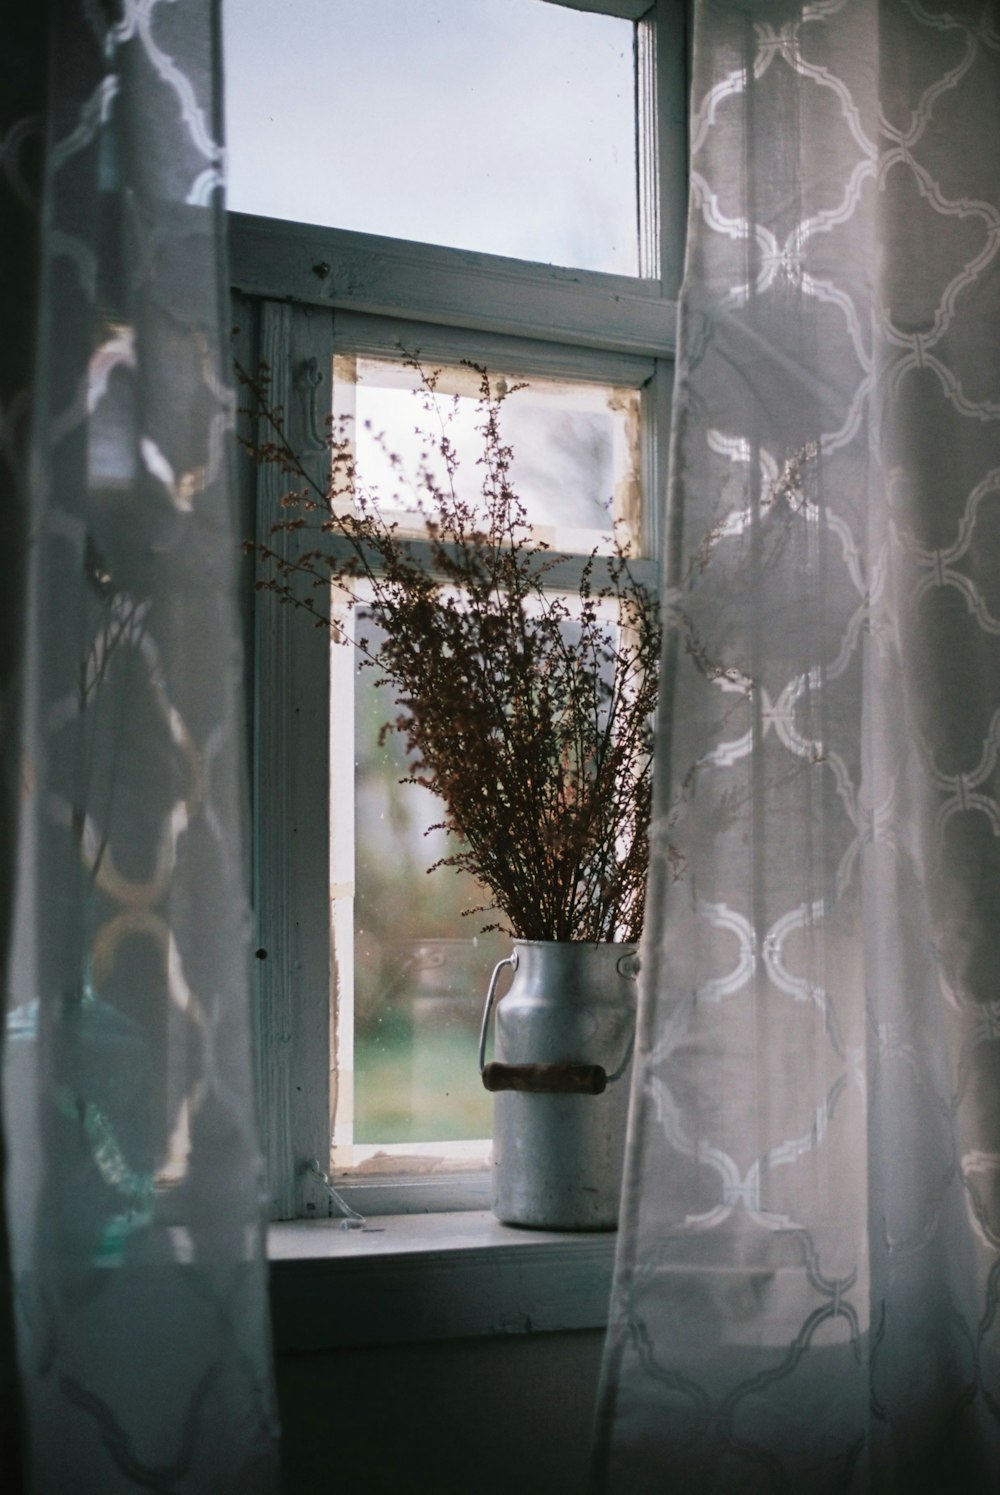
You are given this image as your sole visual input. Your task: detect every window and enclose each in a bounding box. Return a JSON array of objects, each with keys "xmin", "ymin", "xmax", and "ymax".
[
  {"xmin": 330, "ymin": 346, "xmax": 649, "ymax": 1168},
  {"xmin": 226, "ymin": 0, "xmax": 639, "ymax": 273},
  {"xmin": 226, "ymin": 0, "xmax": 688, "ymax": 1217}
]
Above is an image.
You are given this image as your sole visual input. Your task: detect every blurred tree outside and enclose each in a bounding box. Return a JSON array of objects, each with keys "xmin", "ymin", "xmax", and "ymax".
[
  {"xmin": 353, "ymin": 612, "xmax": 507, "ymax": 1143},
  {"xmin": 344, "ymin": 367, "xmax": 635, "ymax": 1143}
]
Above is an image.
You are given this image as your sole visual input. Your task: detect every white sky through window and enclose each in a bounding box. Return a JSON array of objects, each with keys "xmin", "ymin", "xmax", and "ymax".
[
  {"xmin": 224, "ymin": 0, "xmax": 638, "ymax": 273},
  {"xmin": 332, "ymin": 355, "xmax": 643, "ymax": 555}
]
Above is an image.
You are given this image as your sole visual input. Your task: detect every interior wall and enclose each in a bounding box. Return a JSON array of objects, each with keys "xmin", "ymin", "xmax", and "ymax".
[{"xmin": 276, "ymin": 1328, "xmax": 606, "ymax": 1495}]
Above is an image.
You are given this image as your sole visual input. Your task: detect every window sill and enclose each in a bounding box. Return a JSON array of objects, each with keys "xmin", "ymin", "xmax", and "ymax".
[{"xmin": 268, "ymin": 1210, "xmax": 617, "ymax": 1352}]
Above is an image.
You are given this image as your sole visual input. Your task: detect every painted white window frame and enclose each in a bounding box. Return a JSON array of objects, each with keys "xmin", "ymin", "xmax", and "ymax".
[{"xmin": 231, "ymin": 0, "xmax": 688, "ymax": 1220}]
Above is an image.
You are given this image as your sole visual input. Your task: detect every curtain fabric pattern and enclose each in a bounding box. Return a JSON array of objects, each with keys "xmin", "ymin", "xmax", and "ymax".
[
  {"xmin": 596, "ymin": 1, "xmax": 1000, "ymax": 1490},
  {"xmin": 1, "ymin": 2, "xmax": 278, "ymax": 1489}
]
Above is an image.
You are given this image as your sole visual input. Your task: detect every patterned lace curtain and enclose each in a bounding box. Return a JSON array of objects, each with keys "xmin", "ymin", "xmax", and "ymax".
[
  {"xmin": 1, "ymin": 3, "xmax": 278, "ymax": 1490},
  {"xmin": 596, "ymin": 2, "xmax": 1000, "ymax": 1491}
]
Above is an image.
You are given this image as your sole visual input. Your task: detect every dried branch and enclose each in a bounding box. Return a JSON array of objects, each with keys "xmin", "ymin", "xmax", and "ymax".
[{"xmin": 239, "ymin": 359, "xmax": 661, "ymax": 943}]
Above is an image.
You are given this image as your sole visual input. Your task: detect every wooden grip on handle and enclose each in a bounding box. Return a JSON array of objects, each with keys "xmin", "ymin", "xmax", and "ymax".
[{"xmin": 481, "ymin": 1062, "xmax": 607, "ymax": 1095}]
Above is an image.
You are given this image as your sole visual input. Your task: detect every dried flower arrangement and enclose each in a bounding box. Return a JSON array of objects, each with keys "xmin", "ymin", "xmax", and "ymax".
[{"xmin": 240, "ymin": 361, "xmax": 661, "ymax": 944}]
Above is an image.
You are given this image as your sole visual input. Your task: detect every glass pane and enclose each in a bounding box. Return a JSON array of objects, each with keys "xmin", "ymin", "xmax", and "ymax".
[
  {"xmin": 330, "ymin": 349, "xmax": 647, "ymax": 1158},
  {"xmin": 332, "ymin": 354, "xmax": 643, "ymax": 556},
  {"xmin": 350, "ymin": 612, "xmax": 507, "ymax": 1146},
  {"xmin": 224, "ymin": 0, "xmax": 638, "ymax": 274}
]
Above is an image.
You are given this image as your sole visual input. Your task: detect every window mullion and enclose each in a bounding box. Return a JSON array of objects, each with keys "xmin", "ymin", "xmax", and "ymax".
[
  {"xmin": 649, "ymin": 0, "xmax": 689, "ymax": 299},
  {"xmin": 254, "ymin": 300, "xmax": 337, "ymax": 1219},
  {"xmin": 636, "ymin": 7, "xmax": 659, "ymax": 281},
  {"xmin": 639, "ymin": 359, "xmax": 671, "ymax": 571},
  {"xmin": 229, "ymin": 215, "xmax": 678, "ymax": 358}
]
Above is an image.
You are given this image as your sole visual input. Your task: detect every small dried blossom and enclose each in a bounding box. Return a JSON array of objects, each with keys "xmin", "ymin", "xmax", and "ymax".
[{"xmin": 238, "ymin": 359, "xmax": 661, "ymax": 944}]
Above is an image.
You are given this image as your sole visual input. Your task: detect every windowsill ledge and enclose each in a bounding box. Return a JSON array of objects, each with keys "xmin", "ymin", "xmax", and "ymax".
[{"xmin": 268, "ymin": 1211, "xmax": 617, "ymax": 1352}]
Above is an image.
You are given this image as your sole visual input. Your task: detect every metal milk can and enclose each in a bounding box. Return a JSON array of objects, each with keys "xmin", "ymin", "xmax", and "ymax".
[{"xmin": 478, "ymin": 939, "xmax": 638, "ymax": 1230}]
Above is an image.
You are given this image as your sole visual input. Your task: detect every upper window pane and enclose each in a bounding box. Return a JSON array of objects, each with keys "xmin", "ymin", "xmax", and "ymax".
[
  {"xmin": 332, "ymin": 354, "xmax": 644, "ymax": 556},
  {"xmin": 225, "ymin": 0, "xmax": 638, "ymax": 274}
]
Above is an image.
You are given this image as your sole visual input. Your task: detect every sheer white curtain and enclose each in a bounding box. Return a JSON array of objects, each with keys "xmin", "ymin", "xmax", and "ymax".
[
  {"xmin": 596, "ymin": 1, "xmax": 1000, "ymax": 1490},
  {"xmin": 1, "ymin": 3, "xmax": 278, "ymax": 1490}
]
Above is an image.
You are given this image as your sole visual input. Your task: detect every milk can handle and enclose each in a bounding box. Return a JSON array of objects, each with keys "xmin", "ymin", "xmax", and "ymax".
[
  {"xmin": 478, "ymin": 951, "xmax": 518, "ymax": 1076},
  {"xmin": 605, "ymin": 950, "xmax": 640, "ymax": 1083},
  {"xmin": 478, "ymin": 950, "xmax": 639, "ymax": 1094}
]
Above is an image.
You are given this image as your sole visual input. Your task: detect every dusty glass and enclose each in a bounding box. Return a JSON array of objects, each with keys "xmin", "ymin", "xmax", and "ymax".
[
  {"xmin": 326, "ymin": 352, "xmax": 645, "ymax": 1163},
  {"xmin": 348, "ymin": 610, "xmax": 505, "ymax": 1151},
  {"xmin": 224, "ymin": 0, "xmax": 638, "ymax": 274},
  {"xmin": 332, "ymin": 354, "xmax": 643, "ymax": 557}
]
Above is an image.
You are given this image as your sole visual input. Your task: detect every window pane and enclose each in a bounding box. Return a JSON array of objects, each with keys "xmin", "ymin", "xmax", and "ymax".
[
  {"xmin": 342, "ymin": 595, "xmax": 626, "ymax": 1153},
  {"xmin": 328, "ymin": 350, "xmax": 647, "ymax": 1161},
  {"xmin": 332, "ymin": 354, "xmax": 643, "ymax": 556},
  {"xmin": 225, "ymin": 0, "xmax": 638, "ymax": 274},
  {"xmin": 350, "ymin": 612, "xmax": 507, "ymax": 1147}
]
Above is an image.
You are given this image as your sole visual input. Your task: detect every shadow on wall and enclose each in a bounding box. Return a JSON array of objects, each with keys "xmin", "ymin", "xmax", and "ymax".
[{"xmin": 275, "ymin": 1329, "xmax": 605, "ymax": 1495}]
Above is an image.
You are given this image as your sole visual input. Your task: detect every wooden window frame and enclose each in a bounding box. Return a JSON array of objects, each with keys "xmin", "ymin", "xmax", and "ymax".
[{"xmin": 230, "ymin": 0, "xmax": 688, "ymax": 1220}]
